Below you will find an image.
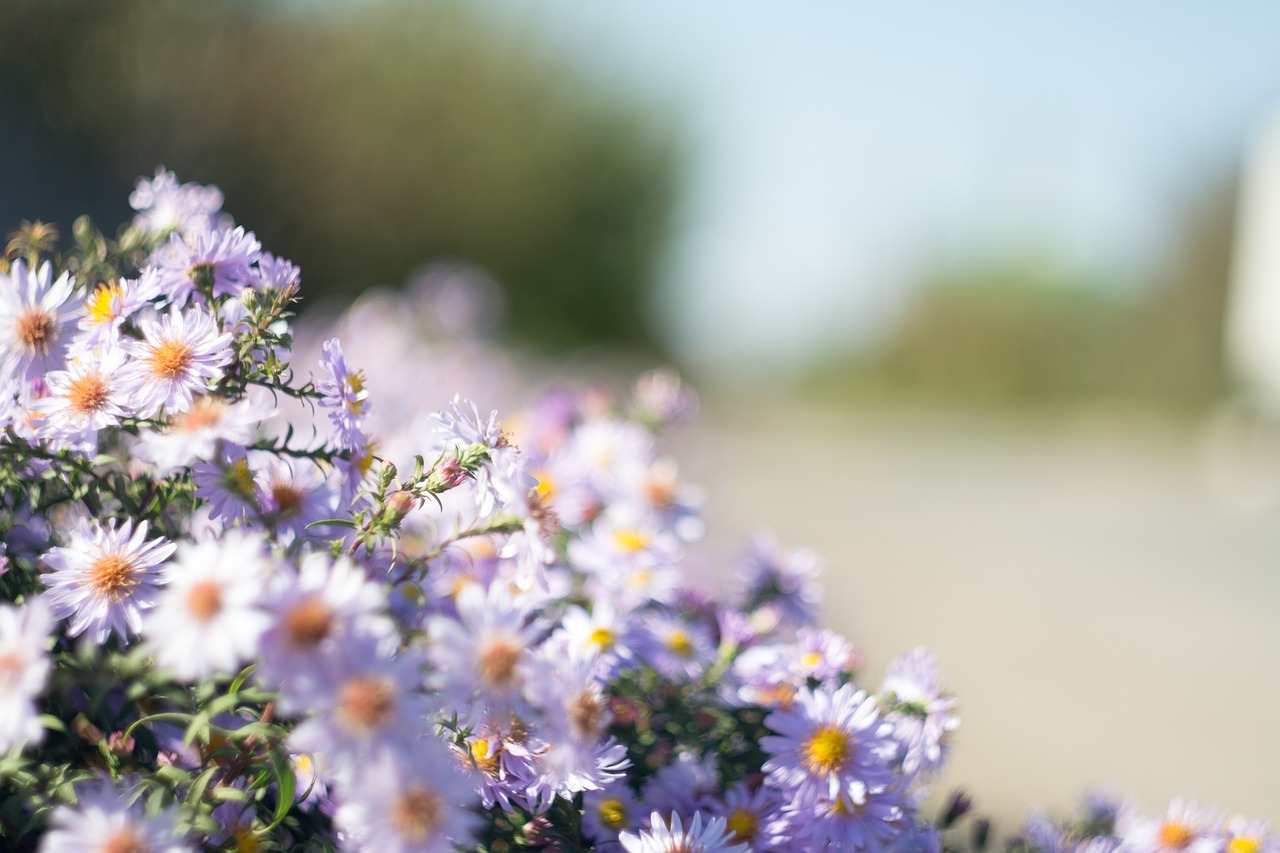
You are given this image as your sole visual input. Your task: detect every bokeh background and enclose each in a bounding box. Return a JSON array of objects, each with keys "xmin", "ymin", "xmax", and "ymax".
[{"xmin": 2, "ymin": 0, "xmax": 1278, "ymax": 831}]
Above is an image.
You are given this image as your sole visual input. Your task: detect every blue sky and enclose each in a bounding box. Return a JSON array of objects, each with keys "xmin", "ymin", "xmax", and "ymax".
[{"xmin": 496, "ymin": 2, "xmax": 1280, "ymax": 373}]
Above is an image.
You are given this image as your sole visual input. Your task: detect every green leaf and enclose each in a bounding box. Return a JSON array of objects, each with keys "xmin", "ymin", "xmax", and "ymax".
[{"xmin": 264, "ymin": 745, "xmax": 297, "ymax": 833}]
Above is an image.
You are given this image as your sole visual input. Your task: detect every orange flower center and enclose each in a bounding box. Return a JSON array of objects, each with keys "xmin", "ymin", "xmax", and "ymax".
[
  {"xmin": 568, "ymin": 691, "xmax": 606, "ymax": 739},
  {"xmin": 390, "ymin": 785, "xmax": 444, "ymax": 842},
  {"xmin": 101, "ymin": 829, "xmax": 146, "ymax": 853},
  {"xmin": 16, "ymin": 310, "xmax": 54, "ymax": 355},
  {"xmin": 270, "ymin": 483, "xmax": 303, "ymax": 517},
  {"xmin": 282, "ymin": 597, "xmax": 334, "ymax": 648},
  {"xmin": 87, "ymin": 554, "xmax": 139, "ymax": 600},
  {"xmin": 67, "ymin": 373, "xmax": 109, "ymax": 416},
  {"xmin": 172, "ymin": 397, "xmax": 225, "ymax": 432},
  {"xmin": 337, "ymin": 676, "xmax": 394, "ymax": 733},
  {"xmin": 186, "ymin": 580, "xmax": 223, "ymax": 621},
  {"xmin": 148, "ymin": 339, "xmax": 192, "ymax": 381},
  {"xmin": 1159, "ymin": 822, "xmax": 1194, "ymax": 849},
  {"xmin": 477, "ymin": 636, "xmax": 522, "ymax": 688}
]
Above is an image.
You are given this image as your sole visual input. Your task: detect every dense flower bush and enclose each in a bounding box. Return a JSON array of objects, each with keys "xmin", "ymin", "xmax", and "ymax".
[{"xmin": 0, "ymin": 171, "xmax": 1272, "ymax": 852}]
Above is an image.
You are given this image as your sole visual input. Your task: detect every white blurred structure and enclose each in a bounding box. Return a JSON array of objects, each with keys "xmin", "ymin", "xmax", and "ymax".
[{"xmin": 1228, "ymin": 108, "xmax": 1280, "ymax": 413}]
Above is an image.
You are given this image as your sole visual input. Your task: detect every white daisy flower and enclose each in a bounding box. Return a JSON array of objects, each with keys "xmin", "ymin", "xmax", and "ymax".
[
  {"xmin": 0, "ymin": 259, "xmax": 78, "ymax": 381},
  {"xmin": 117, "ymin": 306, "xmax": 233, "ymax": 417},
  {"xmin": 41, "ymin": 519, "xmax": 176, "ymax": 644},
  {"xmin": 333, "ymin": 741, "xmax": 479, "ymax": 853},
  {"xmin": 286, "ymin": 648, "xmax": 433, "ymax": 782},
  {"xmin": 425, "ymin": 582, "xmax": 542, "ymax": 722},
  {"xmin": 256, "ymin": 551, "xmax": 393, "ymax": 708},
  {"xmin": 145, "ymin": 532, "xmax": 271, "ymax": 681},
  {"xmin": 619, "ymin": 811, "xmax": 748, "ymax": 853},
  {"xmin": 72, "ymin": 270, "xmax": 159, "ymax": 353},
  {"xmin": 134, "ymin": 391, "xmax": 274, "ymax": 474},
  {"xmin": 192, "ymin": 449, "xmax": 260, "ymax": 524},
  {"xmin": 38, "ymin": 778, "xmax": 192, "ymax": 853},
  {"xmin": 31, "ymin": 345, "xmax": 130, "ymax": 449},
  {"xmin": 0, "ymin": 597, "xmax": 55, "ymax": 753},
  {"xmin": 129, "ymin": 166, "xmax": 223, "ymax": 238}
]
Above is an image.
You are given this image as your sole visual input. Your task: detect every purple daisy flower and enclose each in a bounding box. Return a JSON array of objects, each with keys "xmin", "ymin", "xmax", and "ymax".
[
  {"xmin": 129, "ymin": 167, "xmax": 223, "ymax": 237},
  {"xmin": 760, "ymin": 683, "xmax": 896, "ymax": 806},
  {"xmin": 41, "ymin": 518, "xmax": 176, "ymax": 645},
  {"xmin": 153, "ymin": 225, "xmax": 261, "ymax": 308},
  {"xmin": 706, "ymin": 781, "xmax": 785, "ymax": 851},
  {"xmin": 881, "ymin": 647, "xmax": 959, "ymax": 778},
  {"xmin": 781, "ymin": 783, "xmax": 909, "ymax": 851},
  {"xmin": 316, "ymin": 337, "xmax": 371, "ymax": 451},
  {"xmin": 253, "ymin": 251, "xmax": 301, "ymax": 292},
  {"xmin": 583, "ymin": 784, "xmax": 644, "ymax": 845}
]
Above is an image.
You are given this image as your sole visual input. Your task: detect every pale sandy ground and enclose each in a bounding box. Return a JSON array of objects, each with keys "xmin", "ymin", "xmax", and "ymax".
[{"xmin": 675, "ymin": 398, "xmax": 1280, "ymax": 833}]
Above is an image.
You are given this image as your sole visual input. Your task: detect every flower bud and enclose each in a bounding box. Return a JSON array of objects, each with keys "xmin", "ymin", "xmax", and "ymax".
[{"xmin": 425, "ymin": 456, "xmax": 468, "ymax": 492}]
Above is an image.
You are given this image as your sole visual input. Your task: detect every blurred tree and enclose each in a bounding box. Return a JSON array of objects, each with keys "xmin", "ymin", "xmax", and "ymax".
[
  {"xmin": 0, "ymin": 0, "xmax": 677, "ymax": 354},
  {"xmin": 805, "ymin": 177, "xmax": 1237, "ymax": 410}
]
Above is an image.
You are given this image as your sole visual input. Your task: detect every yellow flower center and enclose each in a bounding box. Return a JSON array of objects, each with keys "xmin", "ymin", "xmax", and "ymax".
[
  {"xmin": 588, "ymin": 626, "xmax": 615, "ymax": 651},
  {"xmin": 345, "ymin": 372, "xmax": 367, "ymax": 414},
  {"xmin": 533, "ymin": 470, "xmax": 556, "ymax": 501},
  {"xmin": 233, "ymin": 827, "xmax": 260, "ymax": 853},
  {"xmin": 469, "ymin": 738, "xmax": 502, "ymax": 776},
  {"xmin": 225, "ymin": 458, "xmax": 256, "ymax": 498},
  {"xmin": 612, "ymin": 528, "xmax": 648, "ymax": 553},
  {"xmin": 801, "ymin": 651, "xmax": 823, "ymax": 669},
  {"xmin": 667, "ymin": 629, "xmax": 694, "ymax": 658},
  {"xmin": 727, "ymin": 809, "xmax": 758, "ymax": 841},
  {"xmin": 1229, "ymin": 838, "xmax": 1262, "ymax": 853},
  {"xmin": 67, "ymin": 373, "xmax": 109, "ymax": 416},
  {"xmin": 87, "ymin": 554, "xmax": 139, "ymax": 600},
  {"xmin": 85, "ymin": 281, "xmax": 123, "ymax": 325},
  {"xmin": 148, "ymin": 339, "xmax": 192, "ymax": 381},
  {"xmin": 597, "ymin": 797, "xmax": 628, "ymax": 830},
  {"xmin": 802, "ymin": 725, "xmax": 850, "ymax": 775},
  {"xmin": 390, "ymin": 785, "xmax": 445, "ymax": 842}
]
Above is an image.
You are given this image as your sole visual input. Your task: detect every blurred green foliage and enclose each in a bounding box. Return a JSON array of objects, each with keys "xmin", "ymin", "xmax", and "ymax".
[
  {"xmin": 807, "ymin": 180, "xmax": 1236, "ymax": 410},
  {"xmin": 0, "ymin": 0, "xmax": 677, "ymax": 353}
]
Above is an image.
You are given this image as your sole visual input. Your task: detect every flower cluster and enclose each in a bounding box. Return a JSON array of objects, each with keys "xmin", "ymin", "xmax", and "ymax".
[
  {"xmin": 0, "ymin": 171, "xmax": 1266, "ymax": 852},
  {"xmin": 1011, "ymin": 793, "xmax": 1278, "ymax": 853},
  {"xmin": 0, "ymin": 171, "xmax": 964, "ymax": 851}
]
